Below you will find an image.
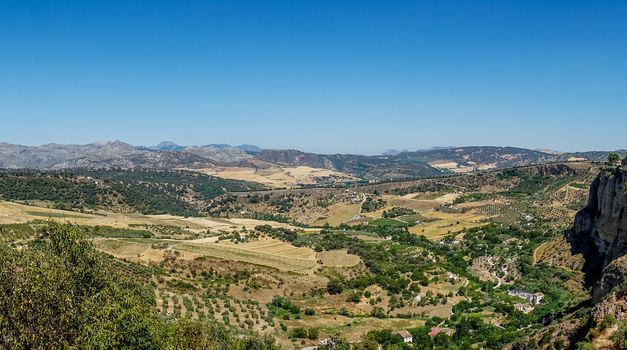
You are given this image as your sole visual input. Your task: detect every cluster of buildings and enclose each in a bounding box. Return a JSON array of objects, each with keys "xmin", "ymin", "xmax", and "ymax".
[
  {"xmin": 508, "ymin": 289, "xmax": 544, "ymax": 314},
  {"xmin": 508, "ymin": 289, "xmax": 544, "ymax": 305}
]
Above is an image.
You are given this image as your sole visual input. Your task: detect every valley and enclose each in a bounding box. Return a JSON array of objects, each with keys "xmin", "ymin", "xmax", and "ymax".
[{"xmin": 4, "ymin": 156, "xmax": 625, "ymax": 349}]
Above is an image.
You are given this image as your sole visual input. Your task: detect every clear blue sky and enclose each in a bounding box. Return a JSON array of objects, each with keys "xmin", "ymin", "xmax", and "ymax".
[{"xmin": 1, "ymin": 0, "xmax": 626, "ymax": 154}]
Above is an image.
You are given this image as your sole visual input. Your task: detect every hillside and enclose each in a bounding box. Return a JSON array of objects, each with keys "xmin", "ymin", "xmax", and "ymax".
[
  {"xmin": 0, "ymin": 141, "xmax": 214, "ymax": 169},
  {"xmin": 0, "ymin": 222, "xmax": 278, "ymax": 349},
  {"xmin": 1, "ymin": 141, "xmax": 623, "ymax": 184},
  {"xmin": 2, "ymin": 160, "xmax": 627, "ymax": 349},
  {"xmin": 254, "ymin": 146, "xmax": 572, "ymax": 180},
  {"xmin": 0, "ymin": 168, "xmax": 265, "ymax": 216}
]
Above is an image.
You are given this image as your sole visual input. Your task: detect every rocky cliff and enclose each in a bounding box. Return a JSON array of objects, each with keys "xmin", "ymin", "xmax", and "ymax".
[{"xmin": 570, "ymin": 168, "xmax": 627, "ymax": 302}]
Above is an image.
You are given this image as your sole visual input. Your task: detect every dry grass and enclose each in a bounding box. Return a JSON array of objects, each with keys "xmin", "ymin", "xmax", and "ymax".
[
  {"xmin": 409, "ymin": 210, "xmax": 489, "ymax": 240},
  {"xmin": 317, "ymin": 249, "xmax": 361, "ymax": 267},
  {"xmin": 94, "ymin": 236, "xmax": 317, "ymax": 273},
  {"xmin": 0, "ymin": 200, "xmax": 303, "ymax": 233},
  {"xmin": 176, "ymin": 238, "xmax": 317, "ymax": 273},
  {"xmin": 382, "ymin": 192, "xmax": 459, "ymax": 214},
  {"xmin": 93, "ymin": 238, "xmax": 166, "ymax": 262},
  {"xmin": 534, "ymin": 236, "xmax": 585, "ymax": 271},
  {"xmin": 196, "ymin": 165, "xmax": 356, "ymax": 189},
  {"xmin": 285, "ymin": 314, "xmax": 425, "ymax": 343},
  {"xmin": 314, "ymin": 202, "xmax": 362, "ymax": 226}
]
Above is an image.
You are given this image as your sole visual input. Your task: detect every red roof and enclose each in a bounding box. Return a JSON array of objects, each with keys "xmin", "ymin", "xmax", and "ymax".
[{"xmin": 428, "ymin": 327, "xmax": 442, "ymax": 337}]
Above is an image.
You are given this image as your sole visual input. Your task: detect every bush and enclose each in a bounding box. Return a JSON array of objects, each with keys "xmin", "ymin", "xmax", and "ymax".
[
  {"xmin": 371, "ymin": 307, "xmax": 386, "ymax": 319},
  {"xmin": 291, "ymin": 327, "xmax": 308, "ymax": 339},
  {"xmin": 0, "ymin": 223, "xmax": 278, "ymax": 350},
  {"xmin": 327, "ymin": 280, "xmax": 344, "ymax": 295},
  {"xmin": 307, "ymin": 328, "xmax": 320, "ymax": 340},
  {"xmin": 599, "ymin": 314, "xmax": 617, "ymax": 331}
]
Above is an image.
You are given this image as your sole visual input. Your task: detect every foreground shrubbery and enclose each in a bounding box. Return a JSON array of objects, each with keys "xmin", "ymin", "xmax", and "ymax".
[{"xmin": 0, "ymin": 222, "xmax": 277, "ymax": 350}]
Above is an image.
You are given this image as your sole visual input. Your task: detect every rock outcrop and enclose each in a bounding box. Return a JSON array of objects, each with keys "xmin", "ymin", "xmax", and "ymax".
[{"xmin": 570, "ymin": 169, "xmax": 627, "ymax": 302}]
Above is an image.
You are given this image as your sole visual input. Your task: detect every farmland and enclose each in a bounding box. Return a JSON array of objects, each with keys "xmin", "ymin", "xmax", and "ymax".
[
  {"xmin": 1, "ymin": 161, "xmax": 615, "ymax": 349},
  {"xmin": 197, "ymin": 164, "xmax": 358, "ymax": 189}
]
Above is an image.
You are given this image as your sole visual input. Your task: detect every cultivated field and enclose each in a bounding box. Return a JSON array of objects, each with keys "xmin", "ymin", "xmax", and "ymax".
[
  {"xmin": 0, "ymin": 200, "xmax": 303, "ymax": 233},
  {"xmin": 94, "ymin": 235, "xmax": 318, "ymax": 273},
  {"xmin": 314, "ymin": 202, "xmax": 362, "ymax": 226},
  {"xmin": 317, "ymin": 249, "xmax": 361, "ymax": 267},
  {"xmin": 409, "ymin": 210, "xmax": 490, "ymax": 240},
  {"xmin": 197, "ymin": 164, "xmax": 357, "ymax": 188},
  {"xmin": 177, "ymin": 238, "xmax": 317, "ymax": 273},
  {"xmin": 382, "ymin": 192, "xmax": 460, "ymax": 213}
]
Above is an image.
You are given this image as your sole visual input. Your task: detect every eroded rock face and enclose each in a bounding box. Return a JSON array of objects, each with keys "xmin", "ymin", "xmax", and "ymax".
[
  {"xmin": 593, "ymin": 255, "xmax": 627, "ymax": 304},
  {"xmin": 570, "ymin": 169, "xmax": 627, "ymax": 302}
]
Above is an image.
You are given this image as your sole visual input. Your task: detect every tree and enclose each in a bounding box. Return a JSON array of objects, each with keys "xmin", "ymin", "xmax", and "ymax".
[
  {"xmin": 0, "ymin": 223, "xmax": 278, "ymax": 350},
  {"xmin": 327, "ymin": 280, "xmax": 344, "ymax": 295},
  {"xmin": 622, "ymin": 155, "xmax": 627, "ymax": 166},
  {"xmin": 607, "ymin": 152, "xmax": 621, "ymax": 166},
  {"xmin": 370, "ymin": 307, "xmax": 386, "ymax": 319}
]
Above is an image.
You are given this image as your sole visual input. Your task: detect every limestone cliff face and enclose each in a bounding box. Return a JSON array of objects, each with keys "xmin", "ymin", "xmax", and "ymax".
[{"xmin": 570, "ymin": 169, "xmax": 627, "ymax": 302}]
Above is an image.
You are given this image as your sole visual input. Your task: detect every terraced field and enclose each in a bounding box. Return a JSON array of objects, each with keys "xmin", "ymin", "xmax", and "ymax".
[
  {"xmin": 177, "ymin": 239, "xmax": 317, "ymax": 273},
  {"xmin": 95, "ymin": 236, "xmax": 318, "ymax": 273},
  {"xmin": 0, "ymin": 200, "xmax": 302, "ymax": 233},
  {"xmin": 409, "ymin": 210, "xmax": 490, "ymax": 240}
]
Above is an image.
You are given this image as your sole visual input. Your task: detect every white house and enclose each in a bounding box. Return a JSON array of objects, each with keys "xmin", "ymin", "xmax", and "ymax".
[{"xmin": 398, "ymin": 330, "xmax": 413, "ymax": 343}]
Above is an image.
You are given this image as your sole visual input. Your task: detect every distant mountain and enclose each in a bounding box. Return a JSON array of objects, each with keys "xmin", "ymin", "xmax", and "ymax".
[
  {"xmin": 146, "ymin": 141, "xmax": 185, "ymax": 151},
  {"xmin": 395, "ymin": 146, "xmax": 562, "ymax": 169},
  {"xmin": 203, "ymin": 143, "xmax": 262, "ymax": 153},
  {"xmin": 237, "ymin": 144, "xmax": 262, "ymax": 153},
  {"xmin": 184, "ymin": 145, "xmax": 252, "ymax": 163},
  {"xmin": 563, "ymin": 150, "xmax": 627, "ymax": 162},
  {"xmin": 202, "ymin": 143, "xmax": 232, "ymax": 149},
  {"xmin": 0, "ymin": 141, "xmax": 213, "ymax": 169},
  {"xmin": 254, "ymin": 146, "xmax": 585, "ymax": 180},
  {"xmin": 254, "ymin": 149, "xmax": 443, "ymax": 180},
  {"xmin": 381, "ymin": 149, "xmax": 409, "ymax": 156},
  {"xmin": 1, "ymin": 141, "xmax": 623, "ymax": 182}
]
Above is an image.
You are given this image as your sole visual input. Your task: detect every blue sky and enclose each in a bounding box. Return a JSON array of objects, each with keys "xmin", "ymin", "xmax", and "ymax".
[{"xmin": 1, "ymin": 0, "xmax": 626, "ymax": 154}]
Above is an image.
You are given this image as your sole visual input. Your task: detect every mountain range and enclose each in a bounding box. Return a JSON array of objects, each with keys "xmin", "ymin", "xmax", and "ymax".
[{"xmin": 1, "ymin": 141, "xmax": 625, "ymax": 181}]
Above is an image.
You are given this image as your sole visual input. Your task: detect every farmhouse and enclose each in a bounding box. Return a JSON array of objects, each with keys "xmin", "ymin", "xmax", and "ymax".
[
  {"xmin": 514, "ymin": 303, "xmax": 534, "ymax": 314},
  {"xmin": 414, "ymin": 294, "xmax": 422, "ymax": 303},
  {"xmin": 508, "ymin": 289, "xmax": 544, "ymax": 305},
  {"xmin": 398, "ymin": 330, "xmax": 413, "ymax": 343},
  {"xmin": 447, "ymin": 272, "xmax": 459, "ymax": 282},
  {"xmin": 428, "ymin": 327, "xmax": 455, "ymax": 337}
]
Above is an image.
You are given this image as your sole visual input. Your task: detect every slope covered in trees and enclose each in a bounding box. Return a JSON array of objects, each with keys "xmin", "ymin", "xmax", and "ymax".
[
  {"xmin": 0, "ymin": 169, "xmax": 265, "ymax": 216},
  {"xmin": 0, "ymin": 222, "xmax": 277, "ymax": 349}
]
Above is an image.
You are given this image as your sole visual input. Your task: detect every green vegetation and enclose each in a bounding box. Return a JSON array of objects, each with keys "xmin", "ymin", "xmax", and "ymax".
[
  {"xmin": 0, "ymin": 222, "xmax": 39, "ymax": 242},
  {"xmin": 0, "ymin": 169, "xmax": 265, "ymax": 217},
  {"xmin": 0, "ymin": 222, "xmax": 277, "ymax": 349},
  {"xmin": 0, "ymin": 171, "xmax": 107, "ymax": 210},
  {"xmin": 382, "ymin": 207, "xmax": 416, "ymax": 218},
  {"xmin": 569, "ymin": 182, "xmax": 589, "ymax": 189},
  {"xmin": 89, "ymin": 225, "xmax": 153, "ymax": 238},
  {"xmin": 0, "ymin": 162, "xmax": 613, "ymax": 349},
  {"xmin": 268, "ymin": 296, "xmax": 300, "ymax": 319},
  {"xmin": 361, "ymin": 197, "xmax": 386, "ymax": 212},
  {"xmin": 368, "ymin": 218, "xmax": 412, "ymax": 228},
  {"xmin": 607, "ymin": 152, "xmax": 621, "ymax": 166}
]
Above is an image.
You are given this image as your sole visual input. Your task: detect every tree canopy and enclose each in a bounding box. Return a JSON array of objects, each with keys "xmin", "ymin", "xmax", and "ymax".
[{"xmin": 0, "ymin": 222, "xmax": 277, "ymax": 350}]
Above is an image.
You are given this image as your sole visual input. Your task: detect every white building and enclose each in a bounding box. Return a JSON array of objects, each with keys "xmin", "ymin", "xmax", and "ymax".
[{"xmin": 398, "ymin": 330, "xmax": 413, "ymax": 343}]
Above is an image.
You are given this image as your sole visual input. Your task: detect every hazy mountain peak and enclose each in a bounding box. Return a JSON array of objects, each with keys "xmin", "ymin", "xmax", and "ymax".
[{"xmin": 151, "ymin": 141, "xmax": 185, "ymax": 151}]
